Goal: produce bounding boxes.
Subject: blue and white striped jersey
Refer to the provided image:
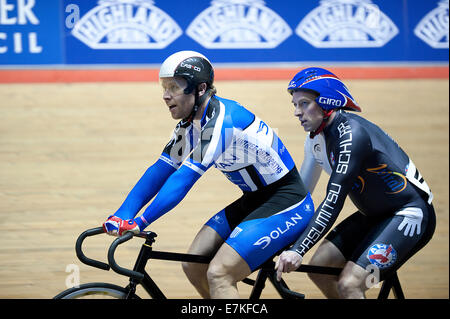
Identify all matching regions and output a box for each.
[160,95,295,192]
[114,95,298,228]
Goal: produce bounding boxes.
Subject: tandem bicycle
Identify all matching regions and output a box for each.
[54,227,405,299]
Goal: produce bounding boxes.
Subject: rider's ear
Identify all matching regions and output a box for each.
[197,83,207,97]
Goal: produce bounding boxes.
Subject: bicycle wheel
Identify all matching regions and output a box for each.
[53,282,141,299]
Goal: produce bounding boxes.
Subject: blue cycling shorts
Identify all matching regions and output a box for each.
[205,168,314,271]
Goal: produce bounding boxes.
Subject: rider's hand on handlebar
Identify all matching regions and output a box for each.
[275,250,303,281]
[102,215,141,236]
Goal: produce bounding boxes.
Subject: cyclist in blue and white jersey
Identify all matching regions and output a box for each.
[275,67,436,298]
[102,51,314,298]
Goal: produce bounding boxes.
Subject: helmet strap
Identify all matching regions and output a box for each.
[309,109,334,138]
[184,86,211,122]
[184,89,199,122]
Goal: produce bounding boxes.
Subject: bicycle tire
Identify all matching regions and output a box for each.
[53,282,141,299]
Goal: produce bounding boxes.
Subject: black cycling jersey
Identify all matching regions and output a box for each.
[291,110,433,257]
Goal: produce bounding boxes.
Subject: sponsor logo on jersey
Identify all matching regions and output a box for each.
[235,136,284,174]
[313,143,321,153]
[257,120,269,134]
[72,0,182,49]
[294,182,340,256]
[352,175,365,193]
[186,0,292,48]
[312,142,326,165]
[367,243,397,269]
[366,164,407,194]
[295,0,398,48]
[330,151,335,167]
[414,0,449,49]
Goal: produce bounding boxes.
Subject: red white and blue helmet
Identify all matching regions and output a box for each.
[287,67,361,112]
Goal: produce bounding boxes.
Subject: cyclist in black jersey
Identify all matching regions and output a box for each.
[275,68,436,298]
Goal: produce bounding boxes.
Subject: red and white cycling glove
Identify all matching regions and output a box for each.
[102,215,140,236]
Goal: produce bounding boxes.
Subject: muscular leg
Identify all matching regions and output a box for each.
[337,261,370,299]
[307,239,347,299]
[207,243,251,299]
[182,225,224,298]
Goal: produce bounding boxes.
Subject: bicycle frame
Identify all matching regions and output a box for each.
[75,227,404,299]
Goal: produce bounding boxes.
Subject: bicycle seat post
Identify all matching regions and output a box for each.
[143,231,157,246]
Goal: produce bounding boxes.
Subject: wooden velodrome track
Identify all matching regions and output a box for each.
[0,77,448,299]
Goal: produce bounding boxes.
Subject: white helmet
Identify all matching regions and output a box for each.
[159,50,214,94]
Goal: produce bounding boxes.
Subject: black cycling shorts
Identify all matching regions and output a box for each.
[326,197,436,279]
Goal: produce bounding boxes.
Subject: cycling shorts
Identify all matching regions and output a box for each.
[326,197,436,279]
[205,168,314,271]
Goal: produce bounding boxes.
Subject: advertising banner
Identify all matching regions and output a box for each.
[0,0,448,66]
[0,0,63,64]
